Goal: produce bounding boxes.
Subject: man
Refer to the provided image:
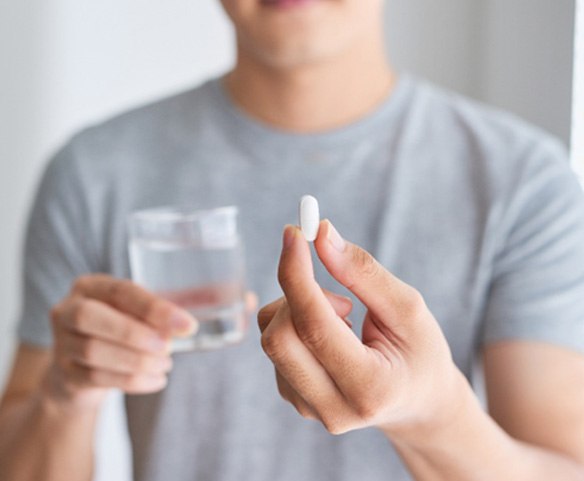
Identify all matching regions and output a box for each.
[1,0,584,479]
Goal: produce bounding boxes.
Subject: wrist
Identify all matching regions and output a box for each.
[39,364,105,417]
[381,368,479,448]
[380,370,533,481]
[385,370,517,461]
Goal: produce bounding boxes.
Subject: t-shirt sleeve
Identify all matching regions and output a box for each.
[481,139,584,353]
[17,139,100,347]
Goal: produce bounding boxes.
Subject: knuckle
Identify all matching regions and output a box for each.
[297,322,327,350]
[352,248,380,280]
[257,303,274,319]
[321,416,348,436]
[256,315,267,332]
[54,348,70,369]
[75,298,92,318]
[72,275,91,295]
[257,306,277,332]
[118,321,136,344]
[256,306,266,321]
[276,381,291,403]
[296,404,315,420]
[86,367,102,385]
[142,297,162,322]
[79,338,98,362]
[54,351,70,370]
[257,305,271,325]
[276,267,288,288]
[404,288,427,318]
[277,264,301,291]
[71,300,92,330]
[353,397,380,422]
[261,330,286,360]
[50,303,63,326]
[109,279,132,304]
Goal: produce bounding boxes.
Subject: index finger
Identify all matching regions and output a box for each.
[314,220,424,335]
[278,226,377,399]
[72,275,197,337]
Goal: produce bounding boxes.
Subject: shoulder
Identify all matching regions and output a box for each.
[409,76,567,161]
[77,78,218,144]
[51,77,221,176]
[404,76,572,197]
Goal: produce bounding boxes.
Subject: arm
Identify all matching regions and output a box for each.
[258,221,584,480]
[0,345,99,481]
[390,342,584,480]
[484,342,584,464]
[0,275,197,481]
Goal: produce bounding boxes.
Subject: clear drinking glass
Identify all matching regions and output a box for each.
[128,206,247,352]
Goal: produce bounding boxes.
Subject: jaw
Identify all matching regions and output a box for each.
[226,0,386,71]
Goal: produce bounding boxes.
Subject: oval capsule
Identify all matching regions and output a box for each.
[299,195,320,242]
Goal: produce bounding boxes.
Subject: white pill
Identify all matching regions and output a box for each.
[299,195,320,242]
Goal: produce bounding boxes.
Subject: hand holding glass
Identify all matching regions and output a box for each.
[128,206,247,352]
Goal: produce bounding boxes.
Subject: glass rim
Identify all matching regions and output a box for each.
[129,205,238,224]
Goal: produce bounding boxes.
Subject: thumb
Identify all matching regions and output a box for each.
[314,220,426,333]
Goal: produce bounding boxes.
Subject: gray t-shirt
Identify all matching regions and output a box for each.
[18,74,584,481]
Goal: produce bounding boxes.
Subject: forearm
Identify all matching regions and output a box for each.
[0,386,99,481]
[387,375,584,481]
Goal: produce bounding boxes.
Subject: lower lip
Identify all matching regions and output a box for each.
[261,0,318,9]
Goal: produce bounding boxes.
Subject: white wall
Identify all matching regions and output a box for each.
[573,0,584,172]
[478,0,575,144]
[387,0,484,100]
[1,0,235,379]
[386,0,576,143]
[0,2,235,480]
[0,2,577,480]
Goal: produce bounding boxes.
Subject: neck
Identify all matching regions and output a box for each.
[225,32,394,133]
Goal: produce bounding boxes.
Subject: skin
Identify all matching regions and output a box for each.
[221,0,394,132]
[259,221,584,479]
[0,276,255,481]
[2,0,584,479]
[0,276,197,481]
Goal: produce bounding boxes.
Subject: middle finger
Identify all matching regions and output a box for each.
[61,297,170,353]
[63,331,172,376]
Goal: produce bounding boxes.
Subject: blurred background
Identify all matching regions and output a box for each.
[0,1,580,479]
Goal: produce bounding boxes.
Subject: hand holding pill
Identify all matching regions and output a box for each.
[258,209,468,441]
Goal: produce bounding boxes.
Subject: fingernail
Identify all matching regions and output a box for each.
[283,225,295,250]
[332,292,352,303]
[170,310,198,335]
[342,317,353,329]
[326,220,346,252]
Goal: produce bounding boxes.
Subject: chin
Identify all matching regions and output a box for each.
[225,0,382,69]
[251,38,345,69]
[240,19,358,69]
